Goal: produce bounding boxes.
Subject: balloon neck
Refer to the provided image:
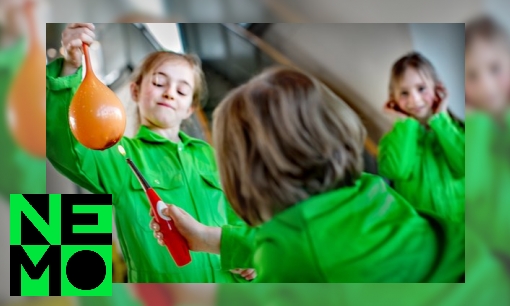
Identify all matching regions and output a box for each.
[23,2,39,48]
[82,43,95,77]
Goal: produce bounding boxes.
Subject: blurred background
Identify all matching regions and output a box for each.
[0,0,509,305]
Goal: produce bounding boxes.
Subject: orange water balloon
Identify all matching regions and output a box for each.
[7,2,46,158]
[69,43,126,150]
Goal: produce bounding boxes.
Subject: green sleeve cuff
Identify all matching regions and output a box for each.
[395,117,421,130]
[220,225,257,270]
[428,112,451,129]
[505,109,510,131]
[46,58,83,91]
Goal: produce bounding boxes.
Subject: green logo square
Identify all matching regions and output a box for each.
[61,245,112,296]
[10,194,113,296]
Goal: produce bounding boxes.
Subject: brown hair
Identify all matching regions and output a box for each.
[212,66,366,226]
[389,52,464,128]
[131,51,207,108]
[465,15,510,51]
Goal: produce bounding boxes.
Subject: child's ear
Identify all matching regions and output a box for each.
[130,82,140,102]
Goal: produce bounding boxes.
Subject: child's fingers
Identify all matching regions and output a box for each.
[62,28,95,45]
[81,27,96,41]
[69,23,95,31]
[383,105,407,119]
[383,107,402,117]
[242,270,257,280]
[157,238,164,246]
[230,268,257,280]
[240,269,254,277]
[77,32,94,45]
[153,231,163,240]
[150,219,160,231]
[67,38,84,49]
[162,204,181,220]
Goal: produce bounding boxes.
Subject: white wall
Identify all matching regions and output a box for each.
[485,0,510,33]
[262,23,465,140]
[265,0,484,23]
[409,24,465,119]
[263,23,415,140]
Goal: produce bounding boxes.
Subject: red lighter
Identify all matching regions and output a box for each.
[118,145,191,267]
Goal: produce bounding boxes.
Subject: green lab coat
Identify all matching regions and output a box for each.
[222,173,465,283]
[217,223,509,304]
[378,113,465,223]
[465,110,510,260]
[46,57,250,283]
[0,36,45,198]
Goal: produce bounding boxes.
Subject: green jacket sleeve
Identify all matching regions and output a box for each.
[377,118,422,181]
[428,112,465,178]
[0,37,46,197]
[46,58,127,199]
[252,219,321,283]
[210,146,257,270]
[220,224,257,269]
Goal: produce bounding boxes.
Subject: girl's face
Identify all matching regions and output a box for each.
[465,39,510,114]
[394,68,436,121]
[132,58,195,129]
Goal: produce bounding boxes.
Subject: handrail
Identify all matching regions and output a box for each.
[222,23,295,67]
[221,23,379,156]
[129,22,378,155]
[132,23,163,50]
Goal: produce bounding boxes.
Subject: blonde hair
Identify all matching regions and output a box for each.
[213,66,366,226]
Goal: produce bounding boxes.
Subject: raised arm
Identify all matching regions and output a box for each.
[46,57,129,197]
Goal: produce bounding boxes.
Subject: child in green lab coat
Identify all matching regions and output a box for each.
[465,17,510,116]
[151,66,465,283]
[46,23,253,283]
[464,16,510,264]
[0,1,45,198]
[377,52,465,223]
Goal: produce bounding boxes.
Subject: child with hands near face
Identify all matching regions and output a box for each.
[465,17,510,116]
[464,16,510,266]
[378,52,465,223]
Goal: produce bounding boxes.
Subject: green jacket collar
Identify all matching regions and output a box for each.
[134,125,201,147]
